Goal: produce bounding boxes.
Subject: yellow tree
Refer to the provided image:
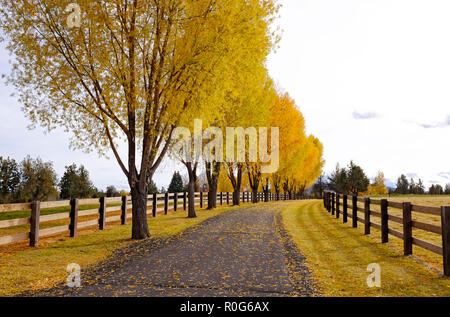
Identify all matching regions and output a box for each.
[269,93,306,197]
[286,136,324,198]
[246,80,277,202]
[366,171,388,196]
[170,0,279,213]
[203,1,279,208]
[0,0,277,239]
[223,69,272,205]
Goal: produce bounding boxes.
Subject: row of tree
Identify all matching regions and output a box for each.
[310,163,450,197]
[0,156,129,203]
[394,174,450,195]
[0,156,58,204]
[0,0,324,239]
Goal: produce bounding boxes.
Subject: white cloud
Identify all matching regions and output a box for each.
[416,115,450,129]
[352,111,380,120]
[267,0,450,186]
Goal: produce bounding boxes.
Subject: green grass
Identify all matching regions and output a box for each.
[0,203,124,221]
[0,204,238,296]
[281,200,450,297]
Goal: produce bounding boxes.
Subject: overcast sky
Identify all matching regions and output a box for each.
[1,0,450,190]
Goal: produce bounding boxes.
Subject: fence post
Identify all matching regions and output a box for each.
[336,194,340,219]
[364,198,370,235]
[200,192,203,208]
[99,197,106,230]
[381,199,389,243]
[164,193,169,215]
[220,192,223,205]
[227,192,230,205]
[352,195,357,228]
[183,192,187,211]
[326,193,330,212]
[441,206,450,277]
[331,193,335,216]
[70,198,79,237]
[174,193,178,211]
[343,195,348,223]
[152,193,157,217]
[30,201,40,247]
[402,202,412,255]
[121,196,127,225]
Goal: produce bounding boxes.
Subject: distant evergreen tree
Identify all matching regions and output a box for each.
[416,179,425,194]
[445,184,450,195]
[168,172,184,193]
[327,161,369,195]
[60,164,94,199]
[409,178,416,194]
[346,161,369,195]
[0,156,20,203]
[106,185,120,197]
[327,164,348,193]
[429,184,436,195]
[147,180,158,194]
[312,174,327,198]
[395,175,409,194]
[429,184,444,195]
[18,156,58,202]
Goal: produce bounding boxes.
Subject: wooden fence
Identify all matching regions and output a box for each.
[323,190,450,277]
[0,191,298,248]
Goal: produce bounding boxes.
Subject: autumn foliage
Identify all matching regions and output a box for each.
[0,0,323,239]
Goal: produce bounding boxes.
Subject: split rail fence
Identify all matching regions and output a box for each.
[323,190,450,277]
[0,191,298,248]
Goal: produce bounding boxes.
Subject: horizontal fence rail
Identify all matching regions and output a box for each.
[0,191,306,248]
[323,190,450,277]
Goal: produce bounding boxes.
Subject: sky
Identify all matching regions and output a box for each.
[0,0,450,190]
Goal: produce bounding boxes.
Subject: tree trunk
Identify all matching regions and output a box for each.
[252,188,258,203]
[188,178,196,218]
[264,190,269,202]
[185,162,197,218]
[227,163,242,206]
[130,185,150,239]
[233,189,240,206]
[206,162,220,210]
[208,181,218,209]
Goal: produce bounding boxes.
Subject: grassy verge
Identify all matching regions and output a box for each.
[363,196,450,271]
[281,200,450,297]
[0,205,236,296]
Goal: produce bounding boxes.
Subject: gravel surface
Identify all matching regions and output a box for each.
[29,205,317,297]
